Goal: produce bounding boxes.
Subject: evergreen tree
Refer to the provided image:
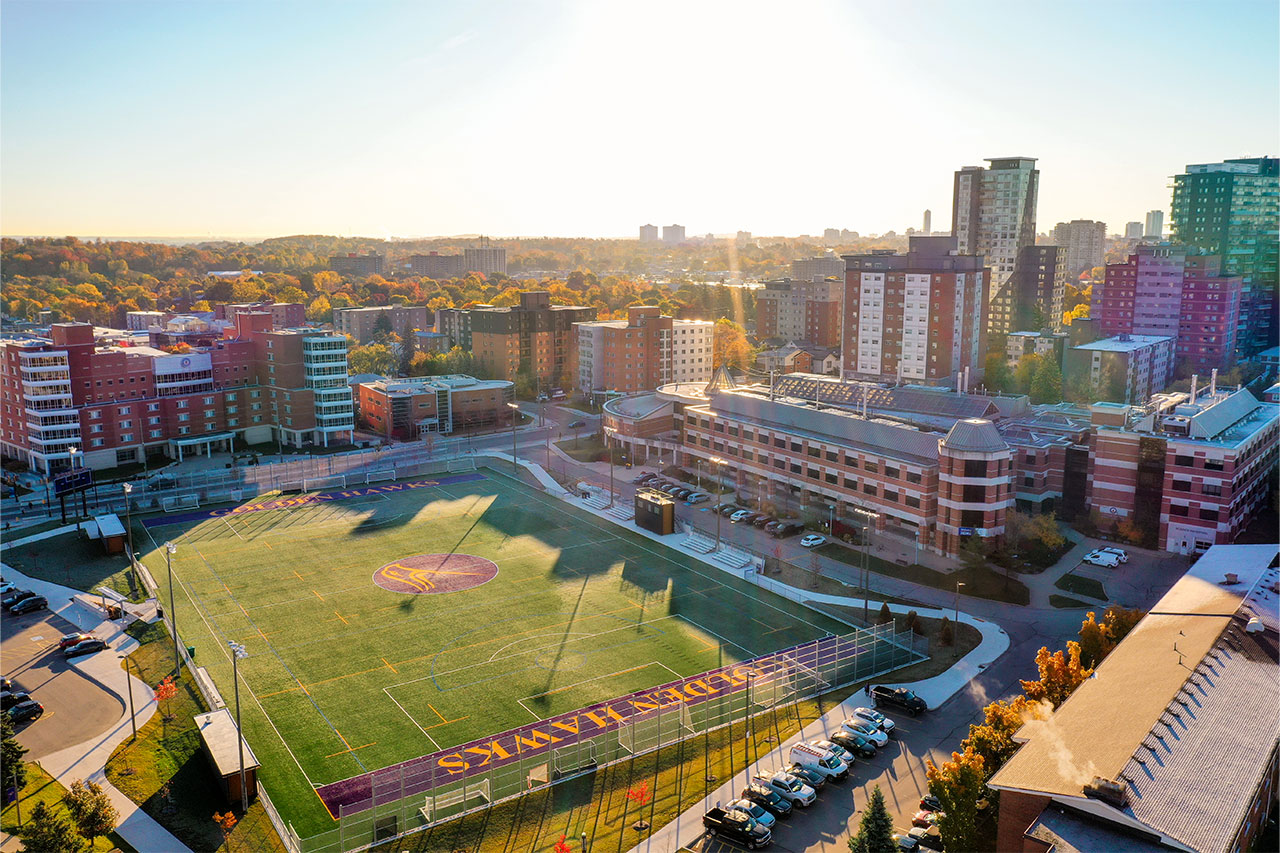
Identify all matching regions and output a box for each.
[398,324,417,377]
[2,716,29,792]
[877,602,893,625]
[372,310,394,342]
[847,784,895,853]
[938,615,954,646]
[1030,355,1064,404]
[17,802,85,853]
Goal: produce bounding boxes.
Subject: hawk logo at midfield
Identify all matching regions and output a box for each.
[372,554,499,595]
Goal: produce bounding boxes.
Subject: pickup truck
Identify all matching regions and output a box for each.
[703,807,772,848]
[871,685,928,716]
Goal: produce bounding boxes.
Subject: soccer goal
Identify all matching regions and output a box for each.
[162,494,200,512]
[447,456,477,473]
[419,778,491,824]
[302,474,346,492]
[365,469,396,484]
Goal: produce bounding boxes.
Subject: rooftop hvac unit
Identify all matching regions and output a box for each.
[1083,776,1128,809]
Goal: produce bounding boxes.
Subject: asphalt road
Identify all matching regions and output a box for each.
[1,606,124,760]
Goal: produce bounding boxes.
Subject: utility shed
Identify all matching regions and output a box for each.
[81,513,126,554]
[194,709,260,805]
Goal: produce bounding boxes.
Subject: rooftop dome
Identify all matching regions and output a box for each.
[941,418,1007,453]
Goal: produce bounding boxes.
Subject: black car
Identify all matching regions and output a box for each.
[703,807,772,849]
[920,795,942,812]
[10,596,47,615]
[2,590,36,609]
[784,762,826,790]
[716,504,741,517]
[6,700,43,724]
[1,691,32,711]
[567,420,586,429]
[632,473,652,484]
[741,783,793,819]
[0,677,12,693]
[64,638,108,658]
[753,515,776,528]
[871,685,929,716]
[830,730,878,759]
[772,522,804,538]
[671,487,693,499]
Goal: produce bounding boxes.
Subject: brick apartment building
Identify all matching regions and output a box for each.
[355,374,514,441]
[1004,244,1066,333]
[573,306,713,397]
[989,544,1279,853]
[407,252,464,279]
[790,255,846,283]
[842,235,988,385]
[755,277,843,347]
[217,301,306,329]
[333,305,432,344]
[0,316,354,473]
[469,291,595,388]
[329,253,384,277]
[1063,333,1176,404]
[1092,244,1242,374]
[1087,378,1278,553]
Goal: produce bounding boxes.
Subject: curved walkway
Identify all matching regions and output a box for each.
[0,564,191,853]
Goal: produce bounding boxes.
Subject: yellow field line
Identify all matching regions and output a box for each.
[382,657,398,674]
[312,589,324,601]
[324,741,376,759]
[333,610,349,625]
[293,570,305,581]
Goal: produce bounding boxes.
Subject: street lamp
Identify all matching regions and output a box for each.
[603,426,617,508]
[122,483,134,568]
[228,640,250,813]
[852,507,879,624]
[506,402,520,473]
[709,456,726,550]
[954,581,966,657]
[165,541,180,678]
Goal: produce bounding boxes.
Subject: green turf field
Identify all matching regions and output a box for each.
[136,467,848,836]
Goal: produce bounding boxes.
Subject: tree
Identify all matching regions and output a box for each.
[1078,607,1145,669]
[926,746,987,853]
[213,810,238,852]
[18,802,86,853]
[347,343,395,377]
[1020,642,1092,709]
[63,779,119,849]
[938,616,954,646]
[1012,354,1041,394]
[398,325,417,377]
[305,294,332,322]
[958,537,987,573]
[877,602,893,625]
[372,311,394,343]
[983,351,1012,393]
[2,715,29,792]
[847,784,895,853]
[712,318,752,371]
[154,676,177,724]
[964,696,1047,776]
[1029,356,1064,404]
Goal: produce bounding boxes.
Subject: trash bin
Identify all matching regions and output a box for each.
[186,644,196,659]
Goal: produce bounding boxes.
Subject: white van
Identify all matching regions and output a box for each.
[788,742,849,781]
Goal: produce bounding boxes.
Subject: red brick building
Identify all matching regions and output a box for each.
[356,375,514,441]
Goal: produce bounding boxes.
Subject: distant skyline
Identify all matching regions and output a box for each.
[2,0,1277,241]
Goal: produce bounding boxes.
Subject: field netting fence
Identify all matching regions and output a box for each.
[302,622,924,853]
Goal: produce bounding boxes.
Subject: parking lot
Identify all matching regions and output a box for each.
[1,602,123,760]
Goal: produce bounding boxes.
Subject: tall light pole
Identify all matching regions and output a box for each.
[603,427,617,508]
[709,456,726,550]
[122,483,134,566]
[954,581,965,657]
[852,507,879,624]
[165,541,179,678]
[954,581,965,625]
[506,402,520,473]
[228,640,250,812]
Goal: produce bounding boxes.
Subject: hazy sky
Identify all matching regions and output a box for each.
[2,0,1276,240]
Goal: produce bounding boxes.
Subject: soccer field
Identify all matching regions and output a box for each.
[138,467,849,837]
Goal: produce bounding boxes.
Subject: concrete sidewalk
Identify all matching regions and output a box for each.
[0,565,191,853]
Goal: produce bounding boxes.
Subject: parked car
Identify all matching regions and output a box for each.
[726,798,777,830]
[912,810,942,829]
[800,534,827,548]
[850,706,896,734]
[752,771,816,807]
[783,762,827,790]
[2,590,36,610]
[788,743,848,781]
[920,795,942,812]
[807,738,854,765]
[58,633,94,650]
[764,521,783,534]
[1097,546,1129,563]
[717,504,742,517]
[6,699,43,724]
[752,515,776,528]
[908,826,944,850]
[10,596,47,615]
[686,492,711,504]
[702,806,772,849]
[730,509,755,523]
[871,685,929,715]
[839,716,889,747]
[1,691,32,711]
[672,487,693,499]
[772,522,804,539]
[64,638,108,658]
[0,581,15,595]
[740,783,793,819]
[632,473,653,484]
[829,730,877,758]
[893,831,921,851]
[1081,550,1121,568]
[0,677,11,693]
[567,420,586,429]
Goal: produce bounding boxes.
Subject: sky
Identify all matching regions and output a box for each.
[2,0,1277,241]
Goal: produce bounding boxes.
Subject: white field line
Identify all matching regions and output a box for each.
[382,688,442,751]
[222,515,246,541]
[675,613,757,658]
[514,660,682,722]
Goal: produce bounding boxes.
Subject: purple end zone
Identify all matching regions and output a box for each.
[143,472,486,527]
[315,635,840,818]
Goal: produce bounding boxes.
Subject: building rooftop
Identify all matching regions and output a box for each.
[359,374,512,396]
[194,709,261,777]
[941,418,1007,453]
[989,544,1280,853]
[1072,334,1174,353]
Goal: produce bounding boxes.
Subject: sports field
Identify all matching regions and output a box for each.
[137,467,848,837]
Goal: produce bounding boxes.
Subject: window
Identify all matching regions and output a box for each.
[1172,480,1192,492]
[1200,508,1219,522]
[1170,504,1189,517]
[1201,483,1222,497]
[149,429,163,438]
[90,438,104,447]
[176,400,188,409]
[862,483,876,496]
[204,409,215,418]
[864,461,879,475]
[118,406,131,415]
[825,451,838,463]
[1204,458,1224,471]
[825,472,838,484]
[884,466,899,479]
[905,495,920,509]
[906,471,922,484]
[89,410,101,420]
[964,459,987,477]
[90,424,103,434]
[147,403,159,412]
[790,463,802,475]
[120,433,133,442]
[1174,454,1194,467]
[178,413,190,422]
[1023,476,1035,487]
[963,484,986,502]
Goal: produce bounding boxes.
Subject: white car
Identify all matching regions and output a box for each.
[752,771,816,806]
[840,716,889,747]
[800,534,826,548]
[686,492,711,504]
[1098,546,1129,563]
[730,510,755,523]
[1082,550,1121,568]
[0,582,15,595]
[851,706,895,734]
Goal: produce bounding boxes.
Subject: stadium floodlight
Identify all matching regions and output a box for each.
[708,456,726,550]
[506,402,520,472]
[164,541,179,678]
[228,640,250,812]
[603,426,618,507]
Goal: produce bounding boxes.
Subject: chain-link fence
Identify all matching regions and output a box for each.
[300,623,923,853]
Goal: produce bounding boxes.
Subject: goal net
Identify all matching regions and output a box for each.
[302,474,346,492]
[162,494,199,512]
[447,457,477,472]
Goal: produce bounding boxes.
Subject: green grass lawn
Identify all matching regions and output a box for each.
[814,542,1030,605]
[554,434,607,463]
[0,763,135,852]
[134,468,849,839]
[2,529,144,602]
[1054,573,1107,601]
[1049,594,1093,609]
